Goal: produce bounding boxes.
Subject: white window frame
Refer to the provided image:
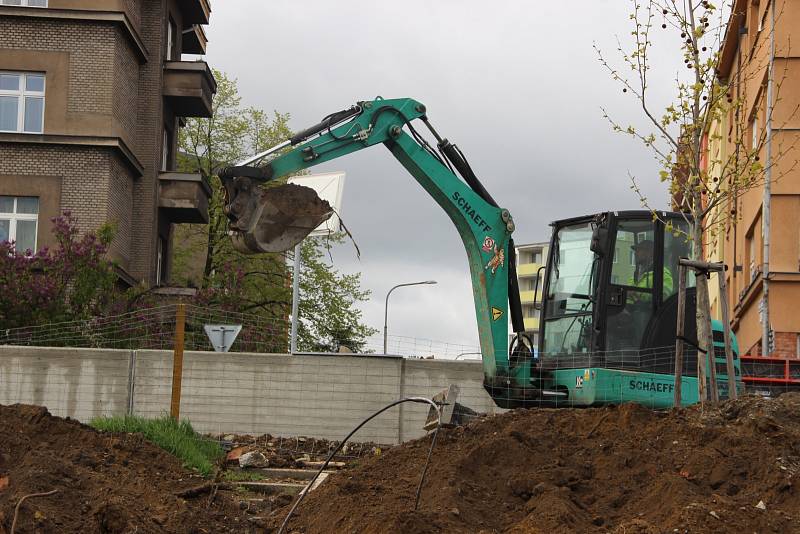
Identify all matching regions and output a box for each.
[0,71,46,134]
[0,196,39,252]
[156,237,164,285]
[0,0,48,7]
[162,128,171,171]
[166,16,176,60]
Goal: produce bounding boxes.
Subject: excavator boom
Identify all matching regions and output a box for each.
[220,97,535,404]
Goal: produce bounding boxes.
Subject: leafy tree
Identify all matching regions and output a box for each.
[597,0,796,400]
[174,69,293,317]
[296,237,377,353]
[175,70,376,350]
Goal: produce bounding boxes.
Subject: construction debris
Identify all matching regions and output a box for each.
[238,451,268,469]
[211,432,389,469]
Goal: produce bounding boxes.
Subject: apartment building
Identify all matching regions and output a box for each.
[0,0,215,286]
[709,0,800,356]
[514,241,549,348]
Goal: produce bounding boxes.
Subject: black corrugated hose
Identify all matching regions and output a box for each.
[277,397,443,534]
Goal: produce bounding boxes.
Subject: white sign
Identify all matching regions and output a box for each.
[203,324,242,353]
[288,172,346,236]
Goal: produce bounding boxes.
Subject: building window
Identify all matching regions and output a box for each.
[0,72,45,134]
[156,237,164,285]
[162,128,173,171]
[0,196,39,253]
[166,16,178,60]
[0,0,48,6]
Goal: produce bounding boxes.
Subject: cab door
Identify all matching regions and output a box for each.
[604,218,659,354]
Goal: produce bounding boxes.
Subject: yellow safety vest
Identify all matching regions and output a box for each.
[627,268,674,301]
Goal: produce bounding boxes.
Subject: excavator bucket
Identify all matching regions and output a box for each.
[223,176,334,254]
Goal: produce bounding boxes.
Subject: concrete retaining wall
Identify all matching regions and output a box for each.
[0,346,131,421]
[0,346,500,444]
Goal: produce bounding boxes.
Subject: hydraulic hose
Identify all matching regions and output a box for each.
[277,397,443,534]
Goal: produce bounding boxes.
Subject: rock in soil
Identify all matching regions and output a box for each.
[0,404,258,533]
[271,394,800,533]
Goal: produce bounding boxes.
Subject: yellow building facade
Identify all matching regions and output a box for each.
[514,242,549,347]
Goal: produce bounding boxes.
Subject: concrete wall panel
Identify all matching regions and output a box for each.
[0,346,130,421]
[1,347,502,445]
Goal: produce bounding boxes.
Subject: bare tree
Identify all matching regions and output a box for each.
[596,0,797,401]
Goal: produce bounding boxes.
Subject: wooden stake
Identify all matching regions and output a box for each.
[718,271,737,400]
[170,304,186,420]
[674,264,687,408]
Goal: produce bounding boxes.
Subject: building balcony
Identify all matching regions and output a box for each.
[182,24,208,55]
[520,290,541,304]
[178,0,211,25]
[158,172,212,224]
[163,61,217,118]
[517,262,543,277]
[523,317,539,331]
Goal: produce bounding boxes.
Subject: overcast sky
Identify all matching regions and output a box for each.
[203,0,684,352]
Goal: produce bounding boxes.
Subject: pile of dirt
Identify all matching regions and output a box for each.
[275,394,800,533]
[0,405,258,533]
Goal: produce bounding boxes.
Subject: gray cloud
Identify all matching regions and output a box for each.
[204,0,683,350]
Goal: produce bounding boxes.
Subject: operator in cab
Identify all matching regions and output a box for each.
[628,239,673,302]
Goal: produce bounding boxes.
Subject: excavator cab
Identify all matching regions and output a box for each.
[540,211,693,358]
[533,211,742,407]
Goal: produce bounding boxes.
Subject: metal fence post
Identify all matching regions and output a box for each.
[126,349,137,416]
[719,270,737,400]
[674,263,687,408]
[170,304,186,420]
[707,300,720,404]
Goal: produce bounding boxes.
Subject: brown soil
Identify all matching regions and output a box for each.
[231,183,333,254]
[0,405,259,534]
[274,394,800,533]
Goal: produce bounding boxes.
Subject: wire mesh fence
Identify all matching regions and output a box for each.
[2,303,796,425]
[0,303,482,359]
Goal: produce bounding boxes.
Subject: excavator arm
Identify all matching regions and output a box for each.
[220,97,537,405]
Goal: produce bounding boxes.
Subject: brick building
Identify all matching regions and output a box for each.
[0,0,215,286]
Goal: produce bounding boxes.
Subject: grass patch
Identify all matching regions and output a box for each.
[222,470,266,482]
[90,415,222,477]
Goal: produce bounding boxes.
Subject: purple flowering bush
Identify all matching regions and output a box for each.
[0,213,117,330]
[0,213,288,351]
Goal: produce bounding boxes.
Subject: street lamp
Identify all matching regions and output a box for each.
[383,280,437,354]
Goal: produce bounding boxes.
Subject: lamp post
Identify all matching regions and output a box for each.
[383,280,437,354]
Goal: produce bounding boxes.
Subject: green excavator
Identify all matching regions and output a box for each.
[219,97,742,410]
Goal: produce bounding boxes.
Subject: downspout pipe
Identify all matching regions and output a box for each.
[762,0,776,356]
